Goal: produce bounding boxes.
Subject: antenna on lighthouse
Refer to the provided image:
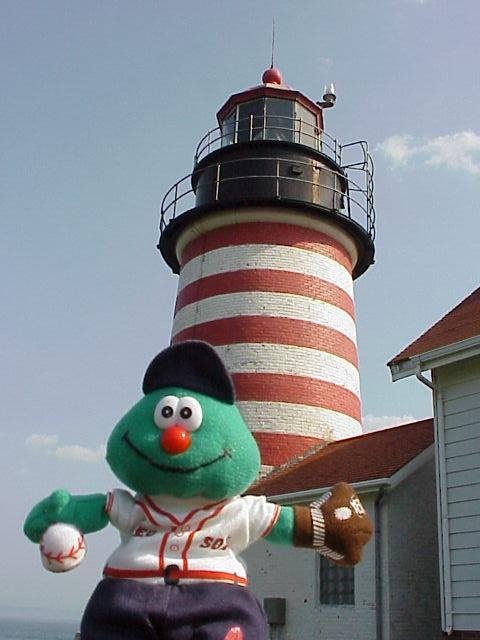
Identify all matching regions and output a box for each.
[270,18,276,69]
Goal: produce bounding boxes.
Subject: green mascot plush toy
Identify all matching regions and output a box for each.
[24,341,372,640]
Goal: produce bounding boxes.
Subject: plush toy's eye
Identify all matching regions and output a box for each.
[176,397,202,431]
[154,395,179,429]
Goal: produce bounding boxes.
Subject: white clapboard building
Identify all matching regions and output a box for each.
[389,286,480,638]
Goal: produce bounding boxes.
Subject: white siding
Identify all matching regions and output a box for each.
[435,355,480,632]
[244,497,376,640]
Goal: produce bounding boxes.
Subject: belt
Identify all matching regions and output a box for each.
[104,564,248,586]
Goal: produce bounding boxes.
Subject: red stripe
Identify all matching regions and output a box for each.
[180,222,353,273]
[143,496,227,526]
[105,492,114,515]
[135,500,161,527]
[103,566,248,586]
[180,499,226,525]
[158,533,169,572]
[143,496,181,526]
[172,317,358,368]
[261,504,281,538]
[253,432,325,466]
[232,373,361,420]
[175,270,354,319]
[182,502,228,571]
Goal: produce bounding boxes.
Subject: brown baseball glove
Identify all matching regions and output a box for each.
[293,482,373,566]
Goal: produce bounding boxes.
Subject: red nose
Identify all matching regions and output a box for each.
[161,425,191,454]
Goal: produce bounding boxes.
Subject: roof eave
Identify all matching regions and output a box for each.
[266,477,391,504]
[389,334,480,382]
[262,443,435,503]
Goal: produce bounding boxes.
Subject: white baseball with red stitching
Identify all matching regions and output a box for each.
[40,523,86,573]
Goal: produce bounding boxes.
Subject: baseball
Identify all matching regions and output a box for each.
[40,523,86,573]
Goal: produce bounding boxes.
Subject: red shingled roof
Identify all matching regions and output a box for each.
[250,418,434,497]
[389,286,480,366]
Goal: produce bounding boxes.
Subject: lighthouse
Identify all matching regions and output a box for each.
[158,68,375,469]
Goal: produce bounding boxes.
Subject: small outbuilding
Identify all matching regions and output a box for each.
[246,418,441,640]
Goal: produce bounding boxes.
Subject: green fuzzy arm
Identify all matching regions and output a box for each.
[24,490,109,543]
[264,505,295,545]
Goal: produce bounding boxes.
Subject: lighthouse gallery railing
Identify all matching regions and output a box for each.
[194,115,342,166]
[159,121,375,242]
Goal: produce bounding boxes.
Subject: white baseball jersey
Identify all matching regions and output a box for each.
[103,490,280,586]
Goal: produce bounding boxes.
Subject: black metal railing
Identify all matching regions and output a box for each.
[159,149,375,242]
[194,115,341,166]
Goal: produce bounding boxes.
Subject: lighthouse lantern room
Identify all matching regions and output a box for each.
[158,68,376,469]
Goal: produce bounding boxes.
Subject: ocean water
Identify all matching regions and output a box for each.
[0,618,79,640]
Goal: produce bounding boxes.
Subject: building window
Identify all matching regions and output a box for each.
[319,555,355,605]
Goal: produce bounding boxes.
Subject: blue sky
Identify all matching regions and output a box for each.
[2,0,480,615]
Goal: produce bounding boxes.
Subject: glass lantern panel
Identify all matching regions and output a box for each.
[295,104,318,148]
[237,99,265,143]
[265,98,294,142]
[221,110,235,147]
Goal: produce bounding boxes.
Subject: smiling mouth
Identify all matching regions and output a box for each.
[121,431,231,474]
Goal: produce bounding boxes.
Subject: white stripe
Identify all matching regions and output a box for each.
[172,292,357,343]
[311,508,326,547]
[175,208,359,269]
[178,244,354,298]
[237,401,362,441]
[216,343,360,397]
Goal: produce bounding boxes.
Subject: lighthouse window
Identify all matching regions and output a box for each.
[221,111,235,146]
[295,104,318,148]
[265,98,294,142]
[221,97,308,146]
[237,99,264,143]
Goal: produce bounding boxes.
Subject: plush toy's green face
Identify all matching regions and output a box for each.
[106,386,260,499]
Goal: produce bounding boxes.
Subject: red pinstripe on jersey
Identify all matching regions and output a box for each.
[158,533,169,573]
[140,495,226,527]
[179,222,353,273]
[172,317,359,368]
[134,500,159,527]
[174,270,355,319]
[130,497,231,573]
[105,492,114,515]
[260,504,281,538]
[134,497,229,572]
[182,502,228,571]
[142,497,181,526]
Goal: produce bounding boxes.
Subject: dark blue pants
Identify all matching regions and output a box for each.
[80,578,268,639]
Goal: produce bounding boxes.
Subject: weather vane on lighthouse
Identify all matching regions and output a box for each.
[158,65,376,470]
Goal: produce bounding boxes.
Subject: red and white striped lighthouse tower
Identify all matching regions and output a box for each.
[158,68,375,468]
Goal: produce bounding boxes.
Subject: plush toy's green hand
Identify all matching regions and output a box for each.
[24,490,73,542]
[24,490,109,543]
